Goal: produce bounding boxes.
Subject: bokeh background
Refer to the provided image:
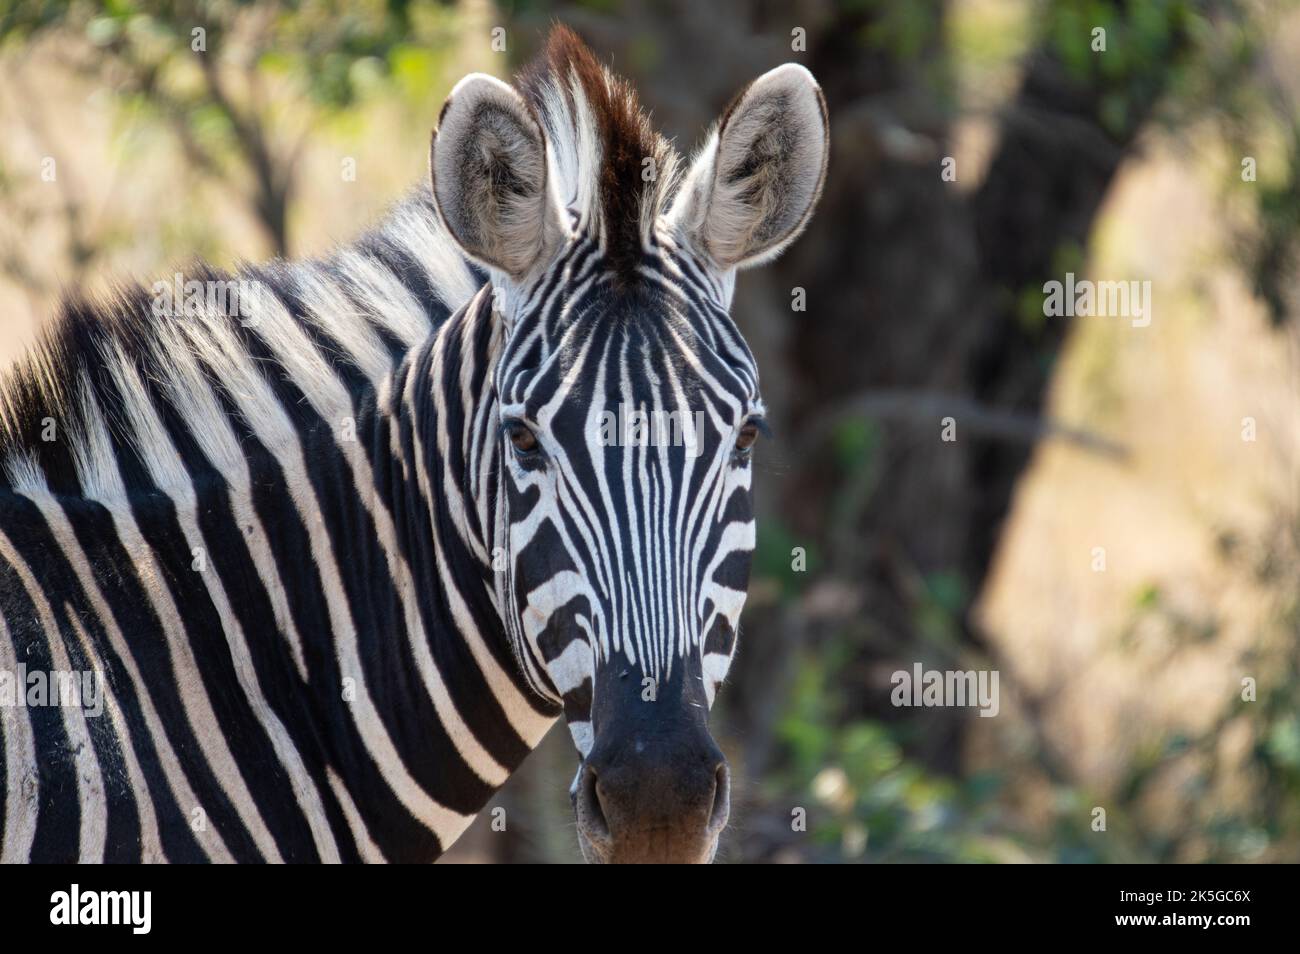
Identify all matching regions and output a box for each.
[2,0,1298,862]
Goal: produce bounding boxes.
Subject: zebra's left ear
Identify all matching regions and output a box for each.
[669,63,829,270]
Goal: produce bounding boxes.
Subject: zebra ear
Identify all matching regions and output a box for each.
[670,64,829,270]
[431,73,566,281]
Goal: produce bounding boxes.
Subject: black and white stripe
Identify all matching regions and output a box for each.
[0,26,828,863]
[0,193,559,862]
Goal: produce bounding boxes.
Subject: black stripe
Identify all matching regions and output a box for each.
[412,321,556,740]
[233,308,496,819]
[237,411,444,862]
[56,496,211,863]
[355,235,449,331]
[0,520,80,862]
[208,387,365,863]
[2,498,146,862]
[40,557,144,862]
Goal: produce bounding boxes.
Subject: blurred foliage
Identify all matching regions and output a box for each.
[765,513,1300,862]
[1,0,458,105]
[0,0,467,254]
[732,0,1300,863]
[1046,0,1195,135]
[774,641,1014,863]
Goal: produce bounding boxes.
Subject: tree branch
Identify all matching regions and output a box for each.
[806,388,1131,461]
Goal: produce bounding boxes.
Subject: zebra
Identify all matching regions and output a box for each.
[0,26,828,864]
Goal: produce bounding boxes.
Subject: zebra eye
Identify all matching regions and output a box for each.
[505,421,539,455]
[735,421,761,453]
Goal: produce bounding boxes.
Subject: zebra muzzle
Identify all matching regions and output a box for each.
[574,736,730,864]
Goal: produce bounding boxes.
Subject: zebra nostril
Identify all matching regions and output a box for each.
[708,763,731,834]
[581,765,610,841]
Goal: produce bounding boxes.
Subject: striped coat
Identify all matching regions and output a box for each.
[0,26,828,863]
[0,194,557,861]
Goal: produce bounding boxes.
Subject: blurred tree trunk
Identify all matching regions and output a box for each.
[771,0,1190,777]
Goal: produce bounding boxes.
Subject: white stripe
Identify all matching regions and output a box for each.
[17,485,232,862]
[63,613,167,862]
[0,613,38,862]
[0,529,107,863]
[325,767,386,863]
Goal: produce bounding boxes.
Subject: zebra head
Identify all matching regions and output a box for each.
[430,29,828,863]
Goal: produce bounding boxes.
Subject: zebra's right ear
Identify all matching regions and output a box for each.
[431,74,566,281]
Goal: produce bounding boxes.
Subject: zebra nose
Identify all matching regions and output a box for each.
[575,743,730,863]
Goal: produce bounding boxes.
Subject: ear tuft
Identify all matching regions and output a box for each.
[672,63,829,270]
[431,73,565,280]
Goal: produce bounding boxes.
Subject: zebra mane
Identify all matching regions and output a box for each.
[517,26,681,279]
[0,27,682,502]
[0,190,480,501]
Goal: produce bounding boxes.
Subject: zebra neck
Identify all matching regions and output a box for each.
[349,288,559,854]
[0,201,559,861]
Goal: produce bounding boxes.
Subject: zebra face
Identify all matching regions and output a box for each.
[494,271,760,862]
[431,28,827,862]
